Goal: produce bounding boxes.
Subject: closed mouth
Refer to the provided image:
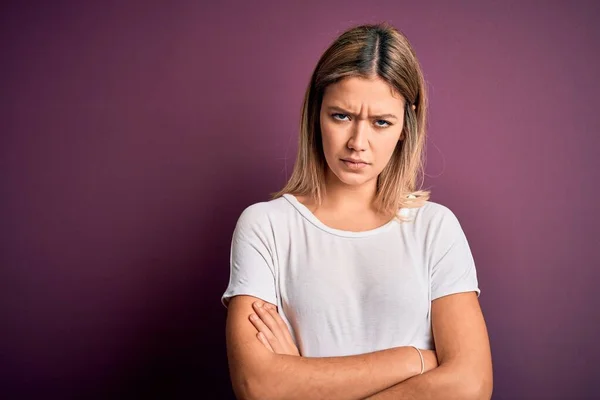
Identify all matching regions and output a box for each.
[341,158,369,164]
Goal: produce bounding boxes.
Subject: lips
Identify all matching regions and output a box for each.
[341,158,369,170]
[341,158,368,164]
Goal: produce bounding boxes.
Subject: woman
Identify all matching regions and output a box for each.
[221,22,493,400]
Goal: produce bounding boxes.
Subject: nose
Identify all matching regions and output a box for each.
[347,120,368,152]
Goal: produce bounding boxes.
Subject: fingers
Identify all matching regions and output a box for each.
[252,302,283,337]
[249,301,301,356]
[257,332,274,352]
[249,312,280,351]
[249,302,285,352]
[248,312,273,337]
[263,303,296,346]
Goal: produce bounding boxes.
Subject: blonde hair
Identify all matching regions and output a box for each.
[272,22,431,219]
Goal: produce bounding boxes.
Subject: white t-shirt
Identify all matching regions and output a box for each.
[221,193,480,357]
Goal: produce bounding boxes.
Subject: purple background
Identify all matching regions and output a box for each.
[2,1,599,398]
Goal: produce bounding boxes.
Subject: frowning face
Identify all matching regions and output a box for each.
[319,75,406,190]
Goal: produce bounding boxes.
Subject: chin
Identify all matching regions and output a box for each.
[332,168,374,187]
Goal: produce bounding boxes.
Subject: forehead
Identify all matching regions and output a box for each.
[322,76,405,109]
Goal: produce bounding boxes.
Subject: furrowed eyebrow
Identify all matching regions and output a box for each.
[327,106,398,120]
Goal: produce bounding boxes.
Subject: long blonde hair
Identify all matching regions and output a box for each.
[272,22,431,219]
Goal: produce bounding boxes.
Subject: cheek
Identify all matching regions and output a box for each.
[320,121,343,153]
[373,135,401,163]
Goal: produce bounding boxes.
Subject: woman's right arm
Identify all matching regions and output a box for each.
[226,295,437,400]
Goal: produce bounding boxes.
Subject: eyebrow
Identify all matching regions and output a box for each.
[326,106,399,120]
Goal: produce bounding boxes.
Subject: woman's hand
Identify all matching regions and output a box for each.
[249,301,300,356]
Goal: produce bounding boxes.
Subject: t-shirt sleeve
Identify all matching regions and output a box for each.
[429,206,480,301]
[221,204,278,308]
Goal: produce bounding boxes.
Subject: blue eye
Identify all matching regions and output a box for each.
[375,120,391,128]
[331,113,392,128]
[332,113,349,121]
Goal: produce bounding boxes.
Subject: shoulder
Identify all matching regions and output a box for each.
[408,200,461,227]
[235,196,291,233]
[404,200,467,245]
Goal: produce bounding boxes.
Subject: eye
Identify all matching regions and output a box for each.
[332,113,350,121]
[375,120,392,128]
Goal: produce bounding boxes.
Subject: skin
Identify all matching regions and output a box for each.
[254,74,411,356]
[299,75,407,231]
[226,76,493,399]
[227,295,438,400]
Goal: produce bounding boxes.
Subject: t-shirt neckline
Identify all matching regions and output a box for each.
[282,193,397,238]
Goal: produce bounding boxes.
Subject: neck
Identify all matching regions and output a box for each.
[321,169,378,212]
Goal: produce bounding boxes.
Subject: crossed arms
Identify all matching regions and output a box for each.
[225,292,493,400]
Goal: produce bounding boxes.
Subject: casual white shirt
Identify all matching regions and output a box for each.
[221,194,480,357]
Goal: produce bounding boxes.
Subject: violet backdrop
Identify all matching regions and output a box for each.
[2,1,599,398]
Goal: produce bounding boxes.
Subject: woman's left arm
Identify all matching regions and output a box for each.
[366,291,493,400]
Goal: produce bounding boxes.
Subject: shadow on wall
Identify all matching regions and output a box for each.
[95,138,279,399]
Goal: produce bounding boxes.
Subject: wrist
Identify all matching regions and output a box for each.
[393,346,422,378]
[408,346,425,375]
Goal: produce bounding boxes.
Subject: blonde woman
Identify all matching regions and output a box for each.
[222,22,493,400]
